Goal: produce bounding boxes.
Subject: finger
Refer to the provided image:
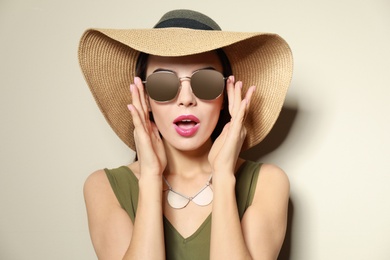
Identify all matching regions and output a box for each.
[130,83,147,126]
[223,99,248,152]
[150,121,161,140]
[244,86,256,107]
[243,86,256,122]
[229,85,254,137]
[236,86,255,124]
[216,121,230,142]
[134,77,149,118]
[232,80,243,118]
[127,104,143,129]
[127,104,153,154]
[226,75,235,116]
[232,99,248,128]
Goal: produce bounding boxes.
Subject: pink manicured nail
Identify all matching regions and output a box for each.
[134,77,141,85]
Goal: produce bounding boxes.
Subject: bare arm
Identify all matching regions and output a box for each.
[210,170,251,259]
[84,170,133,259]
[210,163,289,260]
[84,78,167,259]
[242,164,290,259]
[208,77,252,259]
[124,176,165,259]
[209,77,289,259]
[84,167,165,260]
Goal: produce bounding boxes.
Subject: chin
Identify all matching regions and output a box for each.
[165,136,212,152]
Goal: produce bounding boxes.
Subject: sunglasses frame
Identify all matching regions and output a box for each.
[142,69,227,103]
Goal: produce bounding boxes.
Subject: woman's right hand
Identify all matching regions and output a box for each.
[127,77,167,177]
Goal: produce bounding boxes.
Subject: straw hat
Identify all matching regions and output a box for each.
[78,9,293,151]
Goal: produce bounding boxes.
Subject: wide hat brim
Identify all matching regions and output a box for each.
[78,27,293,151]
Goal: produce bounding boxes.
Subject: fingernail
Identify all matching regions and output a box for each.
[134,77,141,84]
[127,104,133,111]
[130,84,134,93]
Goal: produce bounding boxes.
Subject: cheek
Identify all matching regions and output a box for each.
[215,95,224,112]
[149,103,164,122]
[148,103,172,133]
[203,100,224,126]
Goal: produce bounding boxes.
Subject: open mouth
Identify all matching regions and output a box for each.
[173,115,200,137]
[175,119,198,129]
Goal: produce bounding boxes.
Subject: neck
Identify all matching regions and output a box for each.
[163,138,213,179]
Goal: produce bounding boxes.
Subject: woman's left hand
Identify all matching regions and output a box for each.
[208,76,255,174]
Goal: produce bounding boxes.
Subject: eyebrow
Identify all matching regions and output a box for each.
[152,66,218,74]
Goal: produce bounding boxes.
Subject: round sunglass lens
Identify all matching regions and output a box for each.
[191,70,225,100]
[146,72,180,102]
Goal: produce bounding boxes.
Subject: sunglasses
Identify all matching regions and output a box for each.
[142,69,226,102]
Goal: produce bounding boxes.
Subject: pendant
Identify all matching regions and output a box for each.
[164,175,213,209]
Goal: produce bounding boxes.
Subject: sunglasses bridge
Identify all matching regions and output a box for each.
[170,76,192,85]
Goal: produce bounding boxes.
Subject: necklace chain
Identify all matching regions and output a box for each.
[163,175,213,209]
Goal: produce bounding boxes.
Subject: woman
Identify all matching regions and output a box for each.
[79,9,293,260]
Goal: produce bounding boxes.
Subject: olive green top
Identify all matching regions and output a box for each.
[105,160,262,260]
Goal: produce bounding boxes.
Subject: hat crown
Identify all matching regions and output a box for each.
[154,9,222,31]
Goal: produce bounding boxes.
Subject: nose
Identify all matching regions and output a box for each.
[176,78,196,106]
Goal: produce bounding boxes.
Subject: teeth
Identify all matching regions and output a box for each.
[182,120,191,122]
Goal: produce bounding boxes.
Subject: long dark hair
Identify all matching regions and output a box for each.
[135,49,232,142]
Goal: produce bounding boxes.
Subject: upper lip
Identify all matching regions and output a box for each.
[173,115,200,124]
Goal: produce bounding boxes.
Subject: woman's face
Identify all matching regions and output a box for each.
[145,52,224,152]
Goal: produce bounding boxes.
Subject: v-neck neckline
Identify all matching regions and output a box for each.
[122,166,213,241]
[163,213,212,241]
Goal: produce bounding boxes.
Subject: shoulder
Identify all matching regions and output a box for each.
[237,160,289,193]
[83,162,139,204]
[83,169,119,209]
[257,163,290,194]
[252,163,290,209]
[250,163,290,224]
[84,161,139,192]
[84,169,110,197]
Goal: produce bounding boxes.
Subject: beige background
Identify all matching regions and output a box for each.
[1,0,389,259]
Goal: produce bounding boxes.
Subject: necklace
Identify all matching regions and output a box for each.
[163,175,213,209]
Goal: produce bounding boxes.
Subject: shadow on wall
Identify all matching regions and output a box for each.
[240,106,298,161]
[278,199,294,260]
[241,106,298,260]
